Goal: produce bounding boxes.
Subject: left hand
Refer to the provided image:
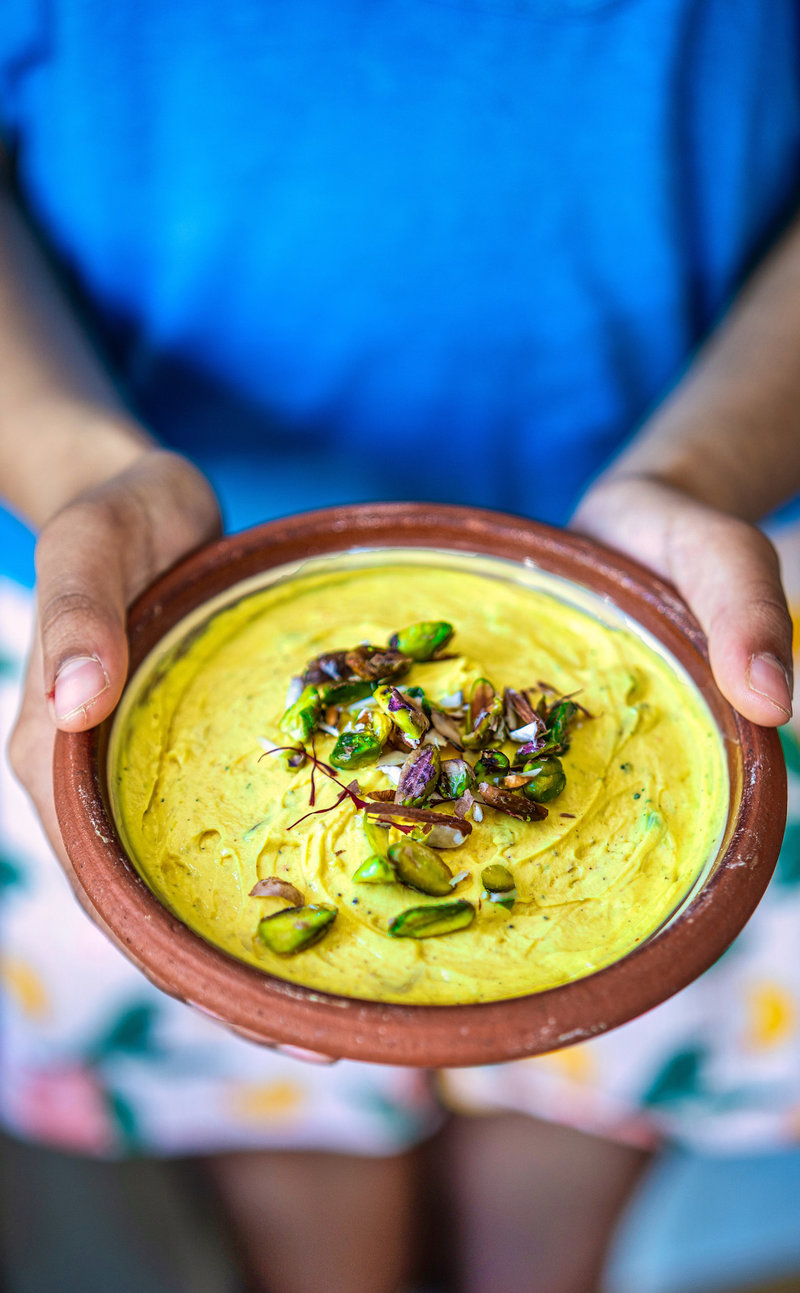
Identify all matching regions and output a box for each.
[572,475,793,726]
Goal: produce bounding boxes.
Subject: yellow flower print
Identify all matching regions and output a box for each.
[527,1045,596,1083]
[744,981,796,1050]
[228,1080,305,1121]
[1,956,50,1020]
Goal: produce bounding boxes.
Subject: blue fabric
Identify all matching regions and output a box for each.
[1,0,800,571]
[606,1145,800,1292]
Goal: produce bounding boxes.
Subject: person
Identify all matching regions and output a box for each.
[3,3,800,1290]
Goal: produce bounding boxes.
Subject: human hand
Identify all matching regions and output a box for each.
[572,475,793,726]
[9,447,221,859]
[8,449,338,1063]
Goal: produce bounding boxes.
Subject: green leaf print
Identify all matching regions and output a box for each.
[642,1046,706,1106]
[0,647,16,679]
[775,729,800,886]
[105,1087,143,1152]
[0,852,26,890]
[90,1003,161,1063]
[779,726,800,777]
[773,820,800,887]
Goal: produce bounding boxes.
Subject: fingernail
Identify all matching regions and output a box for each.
[53,655,110,722]
[276,1045,336,1065]
[747,653,793,719]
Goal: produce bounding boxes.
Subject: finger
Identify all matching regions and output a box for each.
[35,498,130,731]
[8,630,71,861]
[665,512,793,726]
[573,478,794,726]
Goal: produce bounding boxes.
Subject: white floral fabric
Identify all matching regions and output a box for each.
[3,575,800,1158]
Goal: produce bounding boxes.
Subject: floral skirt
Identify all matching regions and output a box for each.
[3,575,800,1158]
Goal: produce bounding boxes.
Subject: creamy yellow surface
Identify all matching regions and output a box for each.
[111,562,728,1005]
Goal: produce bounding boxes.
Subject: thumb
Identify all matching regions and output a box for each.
[666,510,793,726]
[574,479,793,727]
[36,498,129,731]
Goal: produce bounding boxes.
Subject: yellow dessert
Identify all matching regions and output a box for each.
[110,558,728,1005]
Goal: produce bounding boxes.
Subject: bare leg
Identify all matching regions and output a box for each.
[444,1113,651,1293]
[203,1147,417,1293]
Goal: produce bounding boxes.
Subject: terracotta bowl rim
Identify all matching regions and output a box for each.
[52,502,786,1067]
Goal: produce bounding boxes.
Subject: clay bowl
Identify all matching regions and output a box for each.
[53,503,786,1067]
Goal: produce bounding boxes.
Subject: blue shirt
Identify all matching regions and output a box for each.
[2,0,800,585]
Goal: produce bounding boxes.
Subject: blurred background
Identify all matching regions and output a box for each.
[4,1125,800,1292]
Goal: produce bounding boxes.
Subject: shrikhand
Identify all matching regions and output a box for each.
[110,558,729,1005]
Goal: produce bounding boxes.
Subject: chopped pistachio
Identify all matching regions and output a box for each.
[362,813,390,857]
[473,749,511,784]
[481,863,515,893]
[279,685,323,741]
[353,855,397,884]
[345,645,412,682]
[388,838,454,896]
[396,744,441,807]
[522,756,567,803]
[388,621,454,662]
[389,900,475,939]
[373,685,429,744]
[257,904,337,955]
[545,700,578,750]
[302,650,351,686]
[319,680,374,707]
[330,729,384,769]
[463,677,504,749]
[438,758,476,800]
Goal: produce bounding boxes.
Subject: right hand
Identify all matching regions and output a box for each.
[9,447,221,860]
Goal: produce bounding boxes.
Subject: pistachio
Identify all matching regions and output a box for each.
[353,855,397,884]
[345,645,413,683]
[388,621,454,662]
[481,863,515,893]
[329,708,392,768]
[330,729,384,769]
[463,677,504,749]
[545,700,578,750]
[389,900,475,939]
[303,651,352,687]
[257,904,337,955]
[438,759,476,800]
[489,894,516,911]
[388,838,454,896]
[280,685,323,741]
[362,814,390,857]
[373,685,429,744]
[279,746,308,772]
[395,744,441,807]
[522,756,567,803]
[478,782,548,821]
[473,749,511,784]
[319,680,374,707]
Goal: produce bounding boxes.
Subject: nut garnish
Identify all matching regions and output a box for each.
[257,904,337,955]
[265,619,589,945]
[389,900,475,939]
[249,877,304,905]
